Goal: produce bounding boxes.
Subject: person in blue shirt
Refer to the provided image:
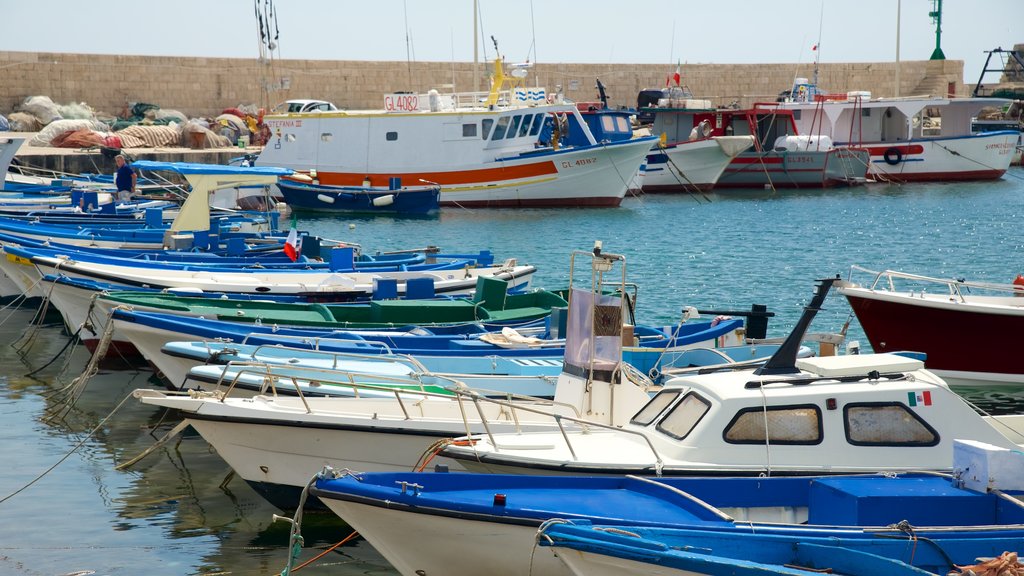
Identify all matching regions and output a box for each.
[114,154,137,201]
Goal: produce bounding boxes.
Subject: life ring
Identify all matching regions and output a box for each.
[883,147,903,165]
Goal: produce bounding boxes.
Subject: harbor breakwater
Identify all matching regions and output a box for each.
[1,50,963,117]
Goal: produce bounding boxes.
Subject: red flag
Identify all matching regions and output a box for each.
[812,44,818,51]
[283,214,301,261]
[672,62,681,86]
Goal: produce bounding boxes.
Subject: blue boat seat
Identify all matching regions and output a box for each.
[372,278,398,300]
[405,277,435,300]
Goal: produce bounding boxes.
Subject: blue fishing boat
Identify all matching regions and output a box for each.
[310,461,1024,576]
[276,177,440,214]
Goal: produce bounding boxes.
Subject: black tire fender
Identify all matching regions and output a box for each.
[883,147,903,165]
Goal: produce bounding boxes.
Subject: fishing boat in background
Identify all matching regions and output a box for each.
[772,82,1018,182]
[635,86,756,192]
[635,87,866,189]
[257,51,656,208]
[276,177,440,214]
[838,265,1024,386]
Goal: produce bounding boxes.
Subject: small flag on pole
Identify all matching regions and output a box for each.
[812,44,818,51]
[283,214,301,261]
[672,62,682,86]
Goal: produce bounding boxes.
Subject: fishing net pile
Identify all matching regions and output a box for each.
[4,95,270,149]
[951,551,1024,575]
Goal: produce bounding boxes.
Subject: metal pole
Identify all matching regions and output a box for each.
[473,0,480,94]
[895,0,901,97]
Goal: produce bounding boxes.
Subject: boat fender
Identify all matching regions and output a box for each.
[317,194,336,204]
[688,120,712,141]
[372,194,395,207]
[1013,274,1024,297]
[883,147,903,165]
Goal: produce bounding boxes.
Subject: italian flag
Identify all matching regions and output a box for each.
[283,214,301,261]
[907,391,932,407]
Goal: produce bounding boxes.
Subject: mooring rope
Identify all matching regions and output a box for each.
[0,391,134,506]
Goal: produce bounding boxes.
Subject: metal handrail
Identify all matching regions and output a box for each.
[847,264,1021,302]
[196,361,582,426]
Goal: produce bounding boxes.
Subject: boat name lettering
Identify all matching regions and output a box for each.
[384,94,421,112]
[561,157,598,168]
[266,119,303,128]
[986,142,1014,152]
[786,156,814,163]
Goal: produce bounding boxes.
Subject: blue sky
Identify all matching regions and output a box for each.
[2,0,1020,85]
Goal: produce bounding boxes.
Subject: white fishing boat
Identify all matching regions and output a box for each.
[257,53,656,208]
[439,278,1024,476]
[772,83,1018,182]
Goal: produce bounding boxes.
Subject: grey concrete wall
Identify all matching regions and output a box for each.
[1,51,964,119]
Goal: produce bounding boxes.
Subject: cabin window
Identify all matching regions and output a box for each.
[601,116,616,132]
[462,123,477,137]
[491,116,510,140]
[506,115,523,139]
[862,109,872,117]
[844,402,939,446]
[792,110,802,120]
[723,404,822,445]
[655,392,711,440]
[386,131,398,141]
[616,117,630,132]
[529,113,544,136]
[518,115,533,137]
[630,390,681,426]
[481,119,494,139]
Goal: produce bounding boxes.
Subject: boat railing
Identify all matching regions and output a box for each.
[201,360,584,432]
[238,332,395,353]
[847,264,1021,301]
[468,397,664,468]
[240,343,431,373]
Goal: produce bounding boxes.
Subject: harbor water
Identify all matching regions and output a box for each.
[1,169,1023,575]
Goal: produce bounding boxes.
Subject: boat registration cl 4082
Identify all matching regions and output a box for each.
[561,157,598,168]
[384,94,421,112]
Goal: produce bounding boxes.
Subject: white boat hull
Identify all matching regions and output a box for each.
[555,548,701,576]
[318,496,566,576]
[437,139,654,207]
[860,132,1017,182]
[641,136,755,192]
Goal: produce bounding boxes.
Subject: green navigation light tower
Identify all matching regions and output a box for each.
[929,0,946,60]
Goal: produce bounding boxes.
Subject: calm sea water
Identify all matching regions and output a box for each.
[1,168,1023,575]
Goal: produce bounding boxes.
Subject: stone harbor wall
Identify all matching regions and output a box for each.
[1,50,964,119]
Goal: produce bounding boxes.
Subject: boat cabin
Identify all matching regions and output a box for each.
[560,103,635,147]
[771,95,1015,145]
[444,351,1024,475]
[620,353,1024,472]
[644,104,802,152]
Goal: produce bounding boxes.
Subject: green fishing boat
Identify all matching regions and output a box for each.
[96,276,566,330]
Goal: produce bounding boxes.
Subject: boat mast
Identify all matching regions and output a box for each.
[895,0,901,97]
[473,0,480,94]
[812,1,823,88]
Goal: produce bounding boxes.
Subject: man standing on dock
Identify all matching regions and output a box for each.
[114,154,137,202]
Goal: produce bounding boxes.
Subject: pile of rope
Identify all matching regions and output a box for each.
[951,551,1024,575]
